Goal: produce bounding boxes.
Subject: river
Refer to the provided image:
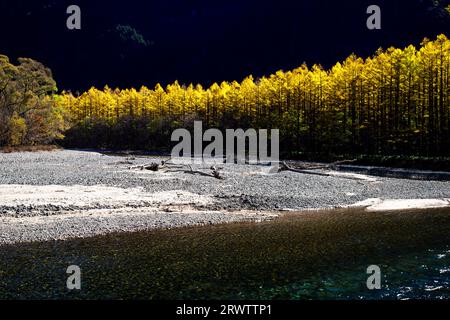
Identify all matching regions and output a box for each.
[1,207,449,299]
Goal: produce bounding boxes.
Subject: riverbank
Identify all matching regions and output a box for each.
[0,150,449,244]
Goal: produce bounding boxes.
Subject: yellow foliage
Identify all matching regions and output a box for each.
[57,35,450,154]
[8,113,27,146]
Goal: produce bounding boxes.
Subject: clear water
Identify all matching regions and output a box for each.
[251,247,450,300]
[1,208,450,300]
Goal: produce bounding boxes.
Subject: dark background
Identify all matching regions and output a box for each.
[1,0,449,92]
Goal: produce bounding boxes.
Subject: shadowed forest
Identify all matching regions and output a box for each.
[1,35,450,158]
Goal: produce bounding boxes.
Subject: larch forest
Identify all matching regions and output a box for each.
[1,34,450,158]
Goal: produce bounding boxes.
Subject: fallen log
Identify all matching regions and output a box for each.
[284,159,358,170]
[129,158,180,171]
[166,168,225,180]
[129,159,225,179]
[129,162,162,171]
[278,161,372,181]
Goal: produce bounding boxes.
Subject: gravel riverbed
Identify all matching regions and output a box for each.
[0,150,449,244]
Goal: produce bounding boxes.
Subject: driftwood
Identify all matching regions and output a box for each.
[127,157,363,181]
[129,162,162,171]
[129,159,225,179]
[278,160,371,181]
[128,158,173,171]
[282,159,357,171]
[172,165,225,180]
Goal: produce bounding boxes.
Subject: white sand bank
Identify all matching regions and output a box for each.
[351,198,450,211]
